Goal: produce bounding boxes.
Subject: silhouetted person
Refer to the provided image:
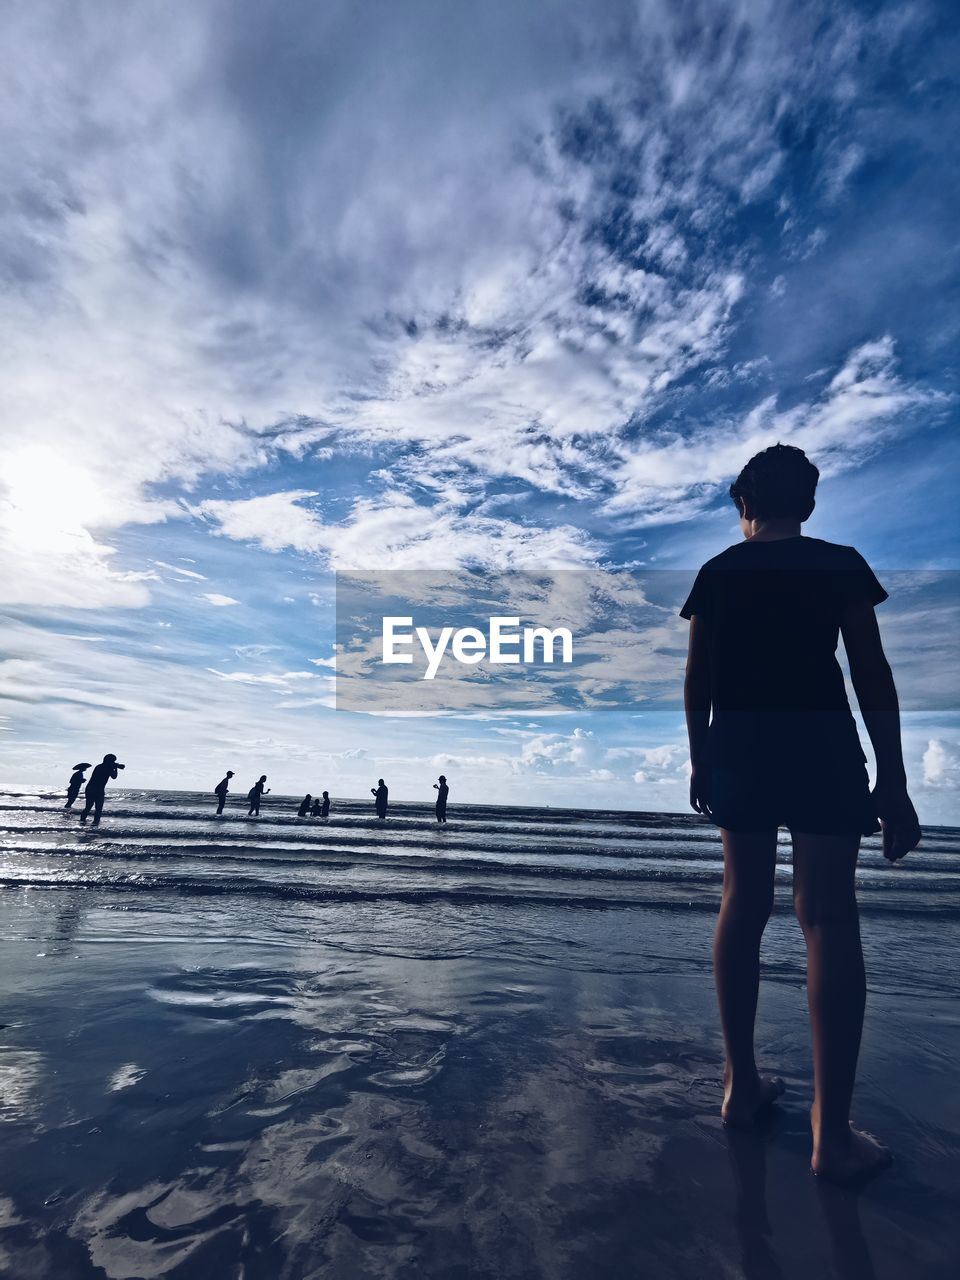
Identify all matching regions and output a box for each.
[64,763,89,809]
[319,791,330,818]
[310,795,321,817]
[682,444,920,1183]
[79,754,125,827]
[371,779,388,819]
[214,770,234,815]
[433,774,449,823]
[297,793,312,817]
[247,775,269,817]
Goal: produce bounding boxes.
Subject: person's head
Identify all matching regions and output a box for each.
[438,775,446,784]
[103,753,117,764]
[226,770,234,778]
[378,778,384,786]
[729,443,819,534]
[322,791,329,798]
[259,774,267,783]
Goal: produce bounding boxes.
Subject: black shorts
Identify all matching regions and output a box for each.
[707,712,880,837]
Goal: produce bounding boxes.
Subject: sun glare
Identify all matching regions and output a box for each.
[3,446,112,555]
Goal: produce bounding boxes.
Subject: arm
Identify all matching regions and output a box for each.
[840,598,921,861]
[684,614,713,817]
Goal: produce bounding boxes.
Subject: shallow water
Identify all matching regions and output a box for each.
[1,790,958,1277]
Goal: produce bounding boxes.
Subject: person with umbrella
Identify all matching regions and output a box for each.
[64,763,90,810]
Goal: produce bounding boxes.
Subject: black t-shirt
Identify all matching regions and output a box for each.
[86,761,117,794]
[680,537,887,728]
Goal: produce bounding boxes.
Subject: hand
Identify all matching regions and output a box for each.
[689,767,713,819]
[872,781,921,863]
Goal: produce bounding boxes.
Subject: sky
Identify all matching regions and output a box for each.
[0,0,958,817]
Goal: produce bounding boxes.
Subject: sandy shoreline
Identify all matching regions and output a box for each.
[1,882,958,1279]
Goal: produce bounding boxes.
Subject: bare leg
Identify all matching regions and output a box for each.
[792,831,891,1181]
[715,828,785,1126]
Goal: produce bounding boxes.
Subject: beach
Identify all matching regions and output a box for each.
[1,789,958,1278]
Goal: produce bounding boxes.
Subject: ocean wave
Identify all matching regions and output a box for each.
[1,791,957,920]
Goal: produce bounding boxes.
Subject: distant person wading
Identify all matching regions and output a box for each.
[247,775,269,817]
[371,779,388,820]
[213,770,234,815]
[64,763,89,810]
[79,754,125,827]
[433,775,449,824]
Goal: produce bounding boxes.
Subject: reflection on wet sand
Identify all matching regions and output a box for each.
[726,1120,878,1280]
[726,1121,785,1280]
[0,854,957,1276]
[815,1177,878,1280]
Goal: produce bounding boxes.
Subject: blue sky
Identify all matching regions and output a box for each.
[0,0,958,817]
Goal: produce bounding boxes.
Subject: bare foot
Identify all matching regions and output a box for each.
[811,1124,892,1183]
[721,1073,786,1128]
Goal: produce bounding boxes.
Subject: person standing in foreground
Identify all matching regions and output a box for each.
[433,774,449,823]
[681,444,921,1184]
[214,770,234,815]
[64,763,89,809]
[247,775,269,817]
[79,754,124,827]
[371,779,388,820]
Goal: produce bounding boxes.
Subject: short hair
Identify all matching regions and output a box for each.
[729,443,819,520]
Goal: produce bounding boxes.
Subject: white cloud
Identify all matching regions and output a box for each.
[630,743,688,785]
[922,738,960,790]
[0,0,940,602]
[154,561,207,581]
[206,669,327,688]
[605,337,942,520]
[196,491,602,571]
[200,593,240,607]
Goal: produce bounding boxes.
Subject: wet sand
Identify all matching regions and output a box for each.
[1,884,958,1279]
